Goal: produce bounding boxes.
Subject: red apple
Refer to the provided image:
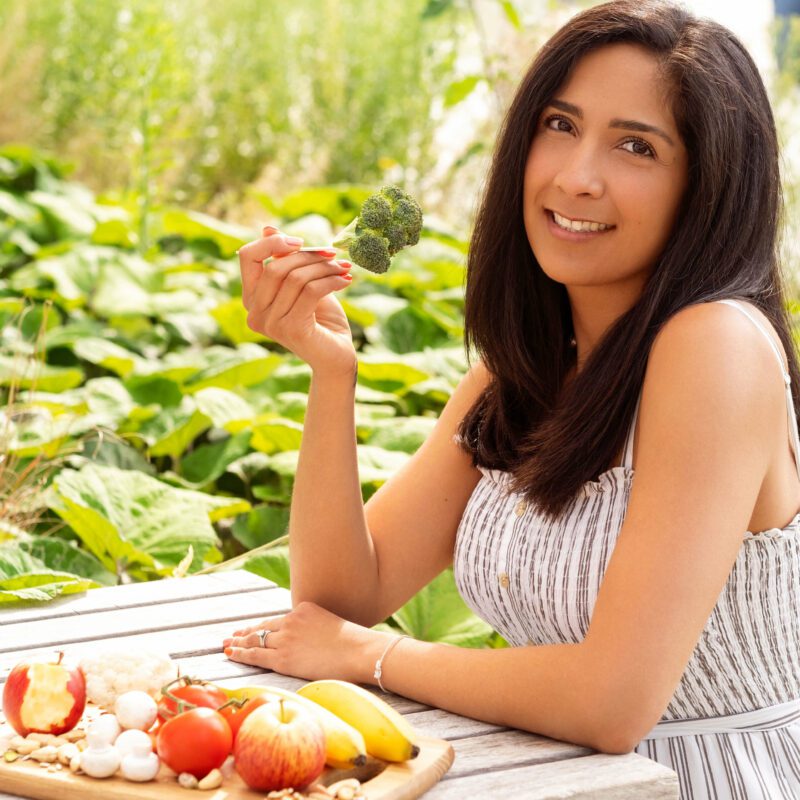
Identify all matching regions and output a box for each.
[234,698,326,791]
[2,652,86,737]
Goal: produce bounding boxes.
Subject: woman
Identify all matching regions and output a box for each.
[224,1,800,796]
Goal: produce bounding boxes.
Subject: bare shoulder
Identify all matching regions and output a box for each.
[647,300,782,402]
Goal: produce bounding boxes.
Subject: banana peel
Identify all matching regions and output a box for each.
[297,679,420,763]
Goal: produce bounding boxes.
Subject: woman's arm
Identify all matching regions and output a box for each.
[230,301,780,755]
[290,360,491,626]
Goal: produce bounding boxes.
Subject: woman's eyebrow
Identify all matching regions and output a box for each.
[548,98,676,147]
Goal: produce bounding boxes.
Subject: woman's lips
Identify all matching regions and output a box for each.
[545,209,615,242]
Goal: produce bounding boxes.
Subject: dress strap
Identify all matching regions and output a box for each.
[620,387,642,470]
[716,299,800,482]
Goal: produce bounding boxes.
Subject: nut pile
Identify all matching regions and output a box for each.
[3,729,87,774]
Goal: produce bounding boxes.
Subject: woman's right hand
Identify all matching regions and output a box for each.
[239,225,357,380]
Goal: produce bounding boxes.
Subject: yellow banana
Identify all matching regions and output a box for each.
[297,679,420,762]
[218,684,368,769]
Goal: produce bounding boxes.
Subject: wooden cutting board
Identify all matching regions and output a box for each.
[0,734,454,800]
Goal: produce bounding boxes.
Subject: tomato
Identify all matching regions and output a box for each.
[156,707,232,779]
[158,679,228,723]
[219,694,271,741]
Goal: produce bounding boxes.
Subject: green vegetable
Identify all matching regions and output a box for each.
[332,185,423,274]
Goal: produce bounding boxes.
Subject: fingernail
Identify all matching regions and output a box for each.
[224,647,233,656]
[341,274,353,281]
[263,225,278,235]
[285,236,303,246]
[337,260,352,268]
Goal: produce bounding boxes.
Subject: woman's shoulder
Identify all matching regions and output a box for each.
[645,299,786,427]
[654,299,786,373]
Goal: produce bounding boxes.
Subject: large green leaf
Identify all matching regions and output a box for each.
[49,465,240,577]
[179,431,253,486]
[244,545,290,590]
[182,345,283,393]
[232,504,289,550]
[13,535,116,586]
[161,209,252,258]
[73,337,149,377]
[210,298,264,344]
[0,355,83,392]
[0,546,101,604]
[391,568,495,648]
[361,415,437,454]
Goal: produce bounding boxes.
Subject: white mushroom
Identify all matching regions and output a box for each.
[87,714,121,745]
[114,691,158,731]
[114,729,153,759]
[78,730,120,779]
[119,738,159,782]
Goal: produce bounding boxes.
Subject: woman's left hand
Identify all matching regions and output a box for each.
[222,600,387,683]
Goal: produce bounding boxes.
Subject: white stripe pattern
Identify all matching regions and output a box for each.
[453,300,800,799]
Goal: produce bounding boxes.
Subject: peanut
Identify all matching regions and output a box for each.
[69,754,81,773]
[57,743,79,765]
[179,771,199,789]
[28,733,58,745]
[30,746,58,763]
[62,728,86,742]
[198,768,223,790]
[16,741,40,756]
[3,750,19,763]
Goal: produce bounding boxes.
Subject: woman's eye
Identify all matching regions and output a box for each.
[621,138,656,159]
[543,114,572,133]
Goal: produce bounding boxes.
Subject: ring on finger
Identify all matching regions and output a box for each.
[257,629,270,648]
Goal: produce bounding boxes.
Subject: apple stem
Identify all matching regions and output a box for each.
[279,697,285,723]
[55,651,64,666]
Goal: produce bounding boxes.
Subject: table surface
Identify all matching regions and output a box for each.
[0,570,679,799]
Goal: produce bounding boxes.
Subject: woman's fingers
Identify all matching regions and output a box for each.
[239,232,304,308]
[252,257,350,321]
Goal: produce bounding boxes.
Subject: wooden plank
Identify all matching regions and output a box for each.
[0,617,269,686]
[0,587,292,654]
[446,730,594,778]
[402,709,508,741]
[423,752,680,799]
[0,571,272,625]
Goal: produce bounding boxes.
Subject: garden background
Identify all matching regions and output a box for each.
[1,0,799,650]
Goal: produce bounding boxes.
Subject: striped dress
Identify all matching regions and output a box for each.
[453,299,800,799]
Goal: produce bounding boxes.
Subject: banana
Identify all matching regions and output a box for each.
[297,679,420,762]
[218,684,368,769]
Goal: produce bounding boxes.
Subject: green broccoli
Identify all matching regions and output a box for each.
[332,185,423,274]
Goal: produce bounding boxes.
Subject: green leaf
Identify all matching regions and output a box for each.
[194,387,255,430]
[444,76,483,108]
[356,354,429,392]
[421,0,455,19]
[210,298,264,344]
[49,465,231,576]
[14,535,116,586]
[232,504,289,550]
[180,431,253,486]
[249,415,304,454]
[391,568,496,647]
[73,337,148,378]
[161,208,253,258]
[361,415,437,454]
[380,306,452,353]
[138,398,212,459]
[498,0,522,30]
[0,355,83,392]
[182,345,283,393]
[244,544,290,589]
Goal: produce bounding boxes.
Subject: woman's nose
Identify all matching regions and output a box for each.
[553,145,605,198]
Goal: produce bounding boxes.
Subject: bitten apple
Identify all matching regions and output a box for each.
[2,652,86,737]
[234,698,325,792]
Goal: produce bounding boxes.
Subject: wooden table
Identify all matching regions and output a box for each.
[0,570,679,799]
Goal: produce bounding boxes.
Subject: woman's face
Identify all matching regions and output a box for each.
[524,43,689,294]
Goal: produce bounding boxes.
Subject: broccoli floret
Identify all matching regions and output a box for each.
[331,185,423,273]
[349,232,392,274]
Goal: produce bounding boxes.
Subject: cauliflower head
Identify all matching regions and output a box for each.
[79,648,178,710]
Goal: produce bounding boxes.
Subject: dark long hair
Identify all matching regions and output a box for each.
[456,0,796,519]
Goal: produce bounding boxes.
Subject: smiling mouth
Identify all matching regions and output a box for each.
[546,209,616,233]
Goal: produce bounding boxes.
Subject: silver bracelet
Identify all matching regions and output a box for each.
[373,634,410,692]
